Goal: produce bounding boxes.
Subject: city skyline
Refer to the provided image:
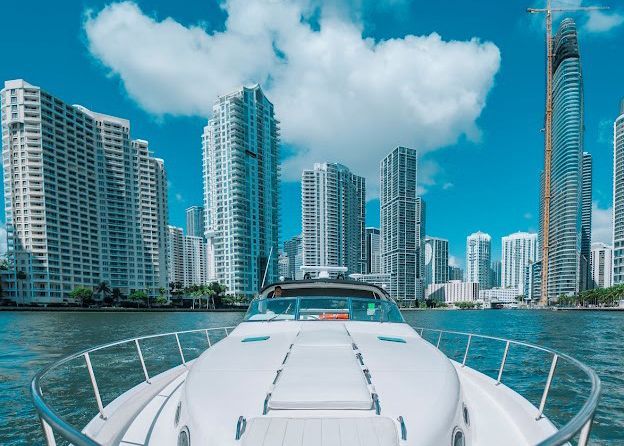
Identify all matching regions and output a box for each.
[0,1,622,270]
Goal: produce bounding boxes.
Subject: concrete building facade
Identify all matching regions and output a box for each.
[380,146,423,303]
[1,79,169,303]
[466,231,491,290]
[301,163,365,276]
[202,85,280,296]
[501,232,538,296]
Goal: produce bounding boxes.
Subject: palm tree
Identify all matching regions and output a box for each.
[111,288,123,305]
[95,281,112,304]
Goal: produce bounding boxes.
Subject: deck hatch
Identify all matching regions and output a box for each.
[241,336,270,343]
[378,336,406,343]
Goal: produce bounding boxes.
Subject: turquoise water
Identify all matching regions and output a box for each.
[0,309,622,445]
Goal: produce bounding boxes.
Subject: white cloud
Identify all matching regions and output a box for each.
[524,212,533,220]
[449,255,460,267]
[84,1,501,195]
[592,201,612,245]
[584,10,624,33]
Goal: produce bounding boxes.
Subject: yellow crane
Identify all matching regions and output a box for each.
[527,1,608,306]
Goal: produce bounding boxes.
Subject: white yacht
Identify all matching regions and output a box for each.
[32,279,600,446]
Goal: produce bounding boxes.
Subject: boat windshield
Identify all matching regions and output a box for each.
[244,296,404,323]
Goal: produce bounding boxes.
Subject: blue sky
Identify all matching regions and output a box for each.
[1,0,622,267]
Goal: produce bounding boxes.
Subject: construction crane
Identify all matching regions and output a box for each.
[527,1,608,306]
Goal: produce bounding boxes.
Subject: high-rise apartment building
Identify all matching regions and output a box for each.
[612,99,624,284]
[167,226,185,286]
[543,19,591,300]
[466,231,491,290]
[202,85,279,296]
[501,232,538,295]
[284,234,303,280]
[424,236,448,286]
[448,265,464,281]
[580,152,593,291]
[167,226,209,288]
[278,253,289,279]
[490,260,502,288]
[365,227,381,274]
[0,79,168,303]
[301,163,365,276]
[381,146,422,303]
[186,206,205,238]
[591,242,613,289]
[183,236,209,287]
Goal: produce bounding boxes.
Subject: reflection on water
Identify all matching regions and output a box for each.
[0,310,622,445]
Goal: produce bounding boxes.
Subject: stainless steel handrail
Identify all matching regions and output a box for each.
[415,327,601,446]
[31,326,235,446]
[32,325,601,446]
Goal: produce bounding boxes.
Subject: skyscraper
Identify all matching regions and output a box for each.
[186,206,205,238]
[301,163,365,276]
[580,152,593,291]
[167,226,185,287]
[591,242,613,289]
[424,237,449,286]
[202,85,279,296]
[448,265,464,281]
[490,260,502,288]
[284,234,303,280]
[1,79,169,303]
[501,232,538,295]
[466,231,491,290]
[544,19,590,300]
[381,146,420,303]
[167,226,209,288]
[365,228,381,274]
[612,99,624,284]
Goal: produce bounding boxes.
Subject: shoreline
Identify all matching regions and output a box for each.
[0,306,247,313]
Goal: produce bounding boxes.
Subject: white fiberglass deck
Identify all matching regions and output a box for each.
[84,321,559,446]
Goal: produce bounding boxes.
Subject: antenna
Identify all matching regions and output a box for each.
[261,246,274,289]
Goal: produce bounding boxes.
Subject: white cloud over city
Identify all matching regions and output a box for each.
[84,0,500,194]
[592,201,612,245]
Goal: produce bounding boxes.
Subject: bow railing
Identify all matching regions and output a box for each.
[414,327,601,446]
[31,326,235,446]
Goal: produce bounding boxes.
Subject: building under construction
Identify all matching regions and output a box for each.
[538,17,592,302]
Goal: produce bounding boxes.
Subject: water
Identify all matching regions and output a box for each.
[0,310,622,445]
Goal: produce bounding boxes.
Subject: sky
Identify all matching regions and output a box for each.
[1,0,623,267]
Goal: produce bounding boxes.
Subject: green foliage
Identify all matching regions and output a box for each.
[128,290,148,308]
[558,284,624,307]
[155,295,168,305]
[455,301,476,309]
[70,287,94,306]
[221,294,250,306]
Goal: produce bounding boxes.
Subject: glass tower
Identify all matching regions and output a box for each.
[546,18,589,300]
[613,99,624,284]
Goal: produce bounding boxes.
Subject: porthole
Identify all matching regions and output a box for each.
[452,427,465,446]
[174,402,182,427]
[462,403,470,427]
[178,426,190,446]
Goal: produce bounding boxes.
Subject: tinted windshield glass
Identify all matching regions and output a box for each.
[245,298,297,321]
[244,297,404,323]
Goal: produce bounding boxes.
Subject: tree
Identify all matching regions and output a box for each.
[128,290,148,308]
[70,287,94,307]
[95,282,112,305]
[111,288,123,305]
